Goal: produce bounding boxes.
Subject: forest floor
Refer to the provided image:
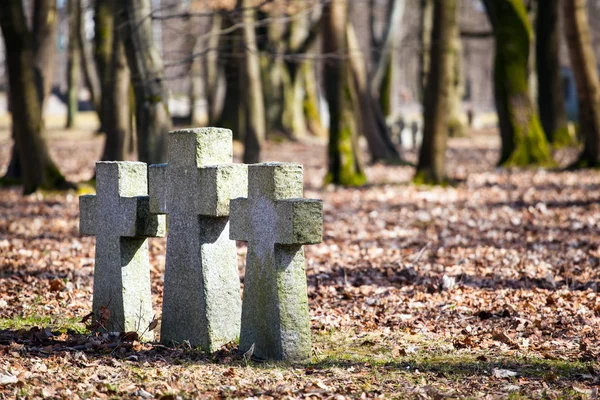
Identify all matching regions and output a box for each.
[1,116,600,398]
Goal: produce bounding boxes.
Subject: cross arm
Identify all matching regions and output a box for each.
[229,198,250,242]
[148,163,168,214]
[79,195,96,236]
[197,164,248,217]
[276,199,323,245]
[119,196,166,238]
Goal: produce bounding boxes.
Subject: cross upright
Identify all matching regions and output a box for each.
[230,162,323,362]
[79,162,165,340]
[149,128,247,351]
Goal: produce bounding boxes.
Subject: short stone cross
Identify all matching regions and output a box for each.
[79,162,165,340]
[230,163,323,362]
[149,128,246,351]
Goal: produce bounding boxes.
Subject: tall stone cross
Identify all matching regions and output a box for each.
[79,162,165,340]
[149,128,246,351]
[230,163,323,362]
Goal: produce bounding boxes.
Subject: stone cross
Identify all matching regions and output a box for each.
[149,128,246,351]
[230,163,322,362]
[79,162,165,340]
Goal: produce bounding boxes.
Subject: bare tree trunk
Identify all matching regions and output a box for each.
[66,0,81,129]
[536,0,571,147]
[303,61,325,137]
[447,6,465,138]
[100,29,130,161]
[371,0,406,106]
[347,24,402,163]
[563,0,600,167]
[120,0,171,164]
[419,0,433,101]
[240,0,266,164]
[0,0,71,193]
[483,0,553,167]
[77,0,101,116]
[323,0,366,186]
[95,0,114,134]
[32,0,58,106]
[415,0,456,184]
[207,13,225,125]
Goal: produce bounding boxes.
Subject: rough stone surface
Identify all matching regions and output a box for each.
[149,128,246,351]
[230,163,323,362]
[79,162,165,340]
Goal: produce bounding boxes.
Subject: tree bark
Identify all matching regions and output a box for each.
[100,29,130,161]
[77,0,101,117]
[371,0,406,108]
[322,0,366,186]
[119,0,171,164]
[0,0,71,194]
[563,0,600,167]
[95,0,113,134]
[536,0,571,147]
[419,0,433,102]
[447,4,465,138]
[414,0,456,184]
[347,24,402,163]
[240,0,266,164]
[483,0,553,167]
[66,0,81,129]
[32,0,58,106]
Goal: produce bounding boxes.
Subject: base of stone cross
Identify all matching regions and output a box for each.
[239,244,312,362]
[92,235,154,341]
[159,215,241,351]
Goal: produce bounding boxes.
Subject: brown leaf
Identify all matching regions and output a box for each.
[49,278,65,292]
[121,331,139,342]
[492,330,517,348]
[147,317,159,332]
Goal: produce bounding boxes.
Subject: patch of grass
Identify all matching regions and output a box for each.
[0,314,87,334]
[312,329,593,384]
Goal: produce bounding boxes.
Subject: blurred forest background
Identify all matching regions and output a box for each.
[1,0,600,193]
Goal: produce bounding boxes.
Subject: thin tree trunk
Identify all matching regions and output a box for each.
[32,0,58,106]
[415,0,456,184]
[483,0,553,166]
[100,30,130,161]
[66,0,81,129]
[563,0,600,167]
[419,0,433,102]
[216,14,240,134]
[77,0,101,117]
[207,13,225,125]
[240,0,266,164]
[347,24,402,163]
[371,0,406,101]
[120,0,171,164]
[447,6,465,138]
[322,0,366,186]
[94,0,113,134]
[302,61,325,137]
[0,0,71,194]
[537,0,572,147]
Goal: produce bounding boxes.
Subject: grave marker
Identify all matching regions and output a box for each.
[79,162,165,340]
[149,128,246,351]
[230,163,322,362]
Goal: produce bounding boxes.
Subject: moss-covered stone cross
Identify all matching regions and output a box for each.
[79,162,165,339]
[230,163,323,362]
[148,128,246,351]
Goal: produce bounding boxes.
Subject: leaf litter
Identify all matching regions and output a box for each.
[0,130,600,398]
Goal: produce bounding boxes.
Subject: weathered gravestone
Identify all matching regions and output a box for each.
[230,163,323,362]
[79,162,165,340]
[149,128,246,351]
